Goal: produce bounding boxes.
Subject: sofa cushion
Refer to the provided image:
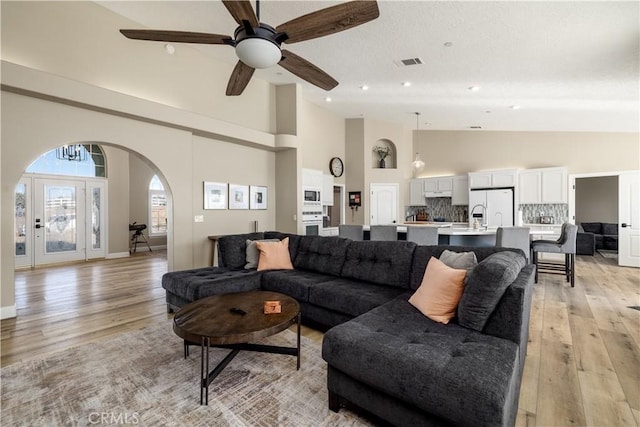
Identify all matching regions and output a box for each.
[218,232,264,269]
[409,257,466,324]
[245,239,279,269]
[308,278,406,318]
[293,236,350,276]
[341,240,417,289]
[581,222,602,234]
[256,238,294,271]
[409,246,517,290]
[261,270,336,302]
[161,267,262,302]
[457,251,526,331]
[322,296,520,427]
[439,249,478,278]
[602,223,618,235]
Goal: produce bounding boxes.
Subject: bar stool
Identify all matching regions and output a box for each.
[370,225,398,241]
[531,223,578,287]
[406,226,438,245]
[338,224,364,241]
[496,226,531,263]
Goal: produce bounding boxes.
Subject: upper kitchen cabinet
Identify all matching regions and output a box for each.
[469,169,517,189]
[518,167,567,204]
[409,179,426,205]
[322,174,334,206]
[424,177,453,196]
[452,175,469,205]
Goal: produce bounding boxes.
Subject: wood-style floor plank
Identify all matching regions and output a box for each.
[1,250,638,427]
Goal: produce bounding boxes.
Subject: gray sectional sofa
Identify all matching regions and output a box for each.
[162,231,535,426]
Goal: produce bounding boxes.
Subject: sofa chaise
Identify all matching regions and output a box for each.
[161,231,535,426]
[577,222,619,255]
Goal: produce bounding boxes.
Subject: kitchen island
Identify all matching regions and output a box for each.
[342,223,555,247]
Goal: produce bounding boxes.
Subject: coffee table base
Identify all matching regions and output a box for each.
[185,312,302,405]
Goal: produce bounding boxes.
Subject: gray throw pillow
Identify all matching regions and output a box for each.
[439,249,478,278]
[245,239,279,269]
[457,251,526,331]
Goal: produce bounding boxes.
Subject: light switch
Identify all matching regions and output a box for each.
[194,215,204,223]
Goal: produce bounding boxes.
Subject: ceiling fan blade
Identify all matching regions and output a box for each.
[276,1,379,44]
[120,29,231,45]
[222,0,259,28]
[226,61,256,96]
[279,50,338,91]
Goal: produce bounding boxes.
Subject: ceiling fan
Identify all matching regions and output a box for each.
[120,0,379,96]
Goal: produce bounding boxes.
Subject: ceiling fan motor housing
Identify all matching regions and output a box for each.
[234,23,287,69]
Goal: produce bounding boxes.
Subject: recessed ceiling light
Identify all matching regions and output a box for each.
[164,44,175,55]
[485,110,492,114]
[468,86,480,92]
[444,41,453,47]
[402,81,411,87]
[424,122,431,127]
[510,105,521,110]
[360,85,369,91]
[325,97,332,102]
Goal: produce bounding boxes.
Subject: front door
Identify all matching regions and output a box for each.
[370,184,398,225]
[15,176,107,267]
[618,171,640,267]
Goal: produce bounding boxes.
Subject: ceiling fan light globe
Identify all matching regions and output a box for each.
[236,38,281,69]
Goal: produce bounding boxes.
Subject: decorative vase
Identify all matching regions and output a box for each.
[379,158,386,168]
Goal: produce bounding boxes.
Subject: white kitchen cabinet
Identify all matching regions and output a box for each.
[541,167,567,203]
[451,175,469,205]
[518,167,567,204]
[302,168,323,189]
[322,174,334,206]
[409,179,426,205]
[424,177,453,193]
[518,170,542,204]
[469,169,517,189]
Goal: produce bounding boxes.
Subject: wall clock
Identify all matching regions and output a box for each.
[329,157,344,177]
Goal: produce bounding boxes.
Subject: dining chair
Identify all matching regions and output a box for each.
[496,226,531,263]
[338,224,364,241]
[369,225,398,241]
[531,222,578,287]
[406,226,438,245]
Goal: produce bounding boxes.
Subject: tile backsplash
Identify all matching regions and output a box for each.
[519,203,568,224]
[407,198,468,223]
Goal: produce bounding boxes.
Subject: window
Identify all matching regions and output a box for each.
[149,175,167,236]
[26,144,106,177]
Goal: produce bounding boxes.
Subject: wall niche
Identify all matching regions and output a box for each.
[372,139,397,169]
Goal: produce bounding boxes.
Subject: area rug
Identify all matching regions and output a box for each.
[1,321,371,426]
[597,249,618,259]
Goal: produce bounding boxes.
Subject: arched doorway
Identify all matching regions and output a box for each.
[13,143,173,269]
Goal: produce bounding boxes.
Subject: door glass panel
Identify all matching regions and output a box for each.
[15,183,27,256]
[92,187,101,249]
[45,185,77,253]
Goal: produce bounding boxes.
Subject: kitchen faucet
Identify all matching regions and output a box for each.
[470,204,487,229]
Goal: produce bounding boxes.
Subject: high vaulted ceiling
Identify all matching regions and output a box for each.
[98,1,638,132]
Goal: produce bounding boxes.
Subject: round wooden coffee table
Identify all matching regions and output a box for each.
[173,290,301,405]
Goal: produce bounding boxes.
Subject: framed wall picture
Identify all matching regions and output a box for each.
[229,184,249,210]
[250,185,268,210]
[203,181,227,210]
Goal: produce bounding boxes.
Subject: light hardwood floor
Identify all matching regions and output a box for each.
[1,250,638,426]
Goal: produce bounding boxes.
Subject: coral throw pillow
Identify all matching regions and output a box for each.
[408,256,467,324]
[256,238,294,271]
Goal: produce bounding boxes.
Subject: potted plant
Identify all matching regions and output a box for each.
[373,146,391,168]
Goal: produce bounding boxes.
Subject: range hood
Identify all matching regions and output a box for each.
[424,190,452,198]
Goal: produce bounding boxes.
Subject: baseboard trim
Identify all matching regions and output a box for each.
[130,245,167,253]
[106,252,130,259]
[1,305,17,319]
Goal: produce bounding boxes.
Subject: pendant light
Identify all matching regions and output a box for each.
[411,112,425,177]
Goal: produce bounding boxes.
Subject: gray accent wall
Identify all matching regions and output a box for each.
[575,176,619,224]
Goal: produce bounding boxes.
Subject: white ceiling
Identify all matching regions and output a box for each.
[97,1,639,132]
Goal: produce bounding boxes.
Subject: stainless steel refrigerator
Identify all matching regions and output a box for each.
[468,188,514,228]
